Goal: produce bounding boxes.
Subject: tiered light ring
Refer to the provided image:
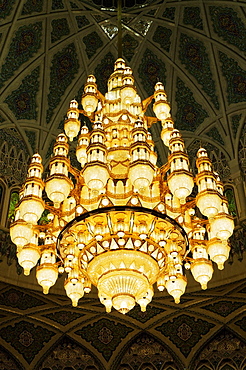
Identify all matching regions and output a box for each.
[10,58,234,314]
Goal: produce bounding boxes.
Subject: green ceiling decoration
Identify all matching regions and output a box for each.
[138,48,166,96]
[152,26,172,52]
[183,7,203,30]
[162,7,175,21]
[24,130,36,152]
[83,31,103,59]
[46,43,79,123]
[219,51,246,105]
[43,310,83,325]
[0,320,55,364]
[75,318,133,361]
[0,22,42,88]
[76,15,90,28]
[175,77,209,131]
[156,314,215,357]
[21,0,43,15]
[127,304,163,323]
[0,128,28,154]
[202,300,245,317]
[205,126,225,145]
[0,228,21,272]
[51,18,70,43]
[179,33,219,110]
[122,34,139,62]
[52,0,64,10]
[0,288,46,310]
[94,52,115,95]
[210,6,246,52]
[4,67,40,120]
[0,0,16,20]
[231,114,242,138]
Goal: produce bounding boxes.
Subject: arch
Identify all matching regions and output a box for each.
[113,332,184,370]
[189,328,246,370]
[0,343,24,369]
[35,335,104,370]
[7,189,20,226]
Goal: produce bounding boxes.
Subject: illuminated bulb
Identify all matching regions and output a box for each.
[117,231,125,238]
[64,279,84,307]
[165,275,187,303]
[118,238,125,246]
[207,238,230,270]
[210,213,234,241]
[157,275,165,291]
[112,294,135,314]
[76,205,83,214]
[102,198,109,206]
[10,220,33,248]
[84,279,91,293]
[18,245,40,276]
[36,264,58,294]
[47,213,54,221]
[191,260,213,290]
[184,262,191,270]
[58,266,64,274]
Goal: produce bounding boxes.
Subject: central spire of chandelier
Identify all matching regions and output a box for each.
[10,58,234,314]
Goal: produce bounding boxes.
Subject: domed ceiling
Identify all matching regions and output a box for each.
[0,0,245,178]
[0,2,246,369]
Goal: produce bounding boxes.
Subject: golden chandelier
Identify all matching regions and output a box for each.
[10,58,234,314]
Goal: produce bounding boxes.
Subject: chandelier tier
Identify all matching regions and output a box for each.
[10,58,234,314]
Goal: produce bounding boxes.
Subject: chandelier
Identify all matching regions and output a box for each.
[10,58,234,314]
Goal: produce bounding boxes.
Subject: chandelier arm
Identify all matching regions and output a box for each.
[56,205,190,252]
[145,116,159,128]
[142,95,154,112]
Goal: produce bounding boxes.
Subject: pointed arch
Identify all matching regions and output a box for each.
[114,331,184,370]
[189,328,246,370]
[35,335,104,370]
[0,343,24,369]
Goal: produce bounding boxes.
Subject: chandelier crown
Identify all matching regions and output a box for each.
[10,58,234,314]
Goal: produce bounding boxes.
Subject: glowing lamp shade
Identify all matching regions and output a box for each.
[210,213,234,241]
[64,118,80,141]
[76,146,87,166]
[82,94,98,114]
[64,279,84,307]
[153,101,170,121]
[136,288,154,312]
[129,163,154,191]
[10,220,33,248]
[45,176,73,208]
[88,250,159,314]
[83,164,109,191]
[36,264,58,294]
[191,259,213,290]
[165,275,187,303]
[19,198,45,224]
[168,173,194,204]
[18,244,40,275]
[207,238,230,270]
[161,127,173,146]
[196,192,221,218]
[121,86,136,105]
